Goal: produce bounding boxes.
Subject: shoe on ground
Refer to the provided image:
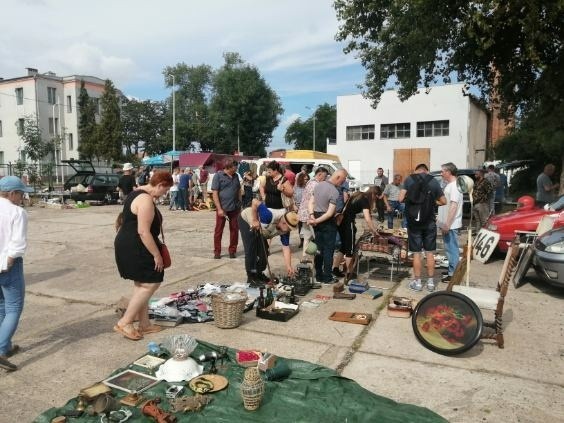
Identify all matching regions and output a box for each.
[426,282,436,292]
[6,344,20,358]
[256,273,270,282]
[332,267,346,277]
[408,280,423,292]
[229,253,236,259]
[247,275,264,288]
[441,274,452,283]
[0,356,17,371]
[213,254,221,259]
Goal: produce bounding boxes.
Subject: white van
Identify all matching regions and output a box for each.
[254,150,360,191]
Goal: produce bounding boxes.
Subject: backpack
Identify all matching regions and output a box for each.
[405,174,435,226]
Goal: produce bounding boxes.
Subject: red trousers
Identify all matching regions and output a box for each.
[214,209,240,255]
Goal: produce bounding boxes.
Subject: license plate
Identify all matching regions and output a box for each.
[472,229,500,263]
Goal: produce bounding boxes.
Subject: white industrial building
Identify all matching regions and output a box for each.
[0,67,107,173]
[327,83,489,184]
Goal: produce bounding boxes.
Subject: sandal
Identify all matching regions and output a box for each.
[113,323,143,341]
[138,324,162,335]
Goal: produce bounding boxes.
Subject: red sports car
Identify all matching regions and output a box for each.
[485,195,564,252]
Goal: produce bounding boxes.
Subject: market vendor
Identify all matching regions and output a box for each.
[238,199,299,286]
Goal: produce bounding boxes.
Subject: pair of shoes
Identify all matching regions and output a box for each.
[213,254,221,259]
[0,356,17,371]
[229,253,236,259]
[332,267,346,277]
[6,344,20,358]
[138,324,162,335]
[318,277,338,284]
[113,323,143,341]
[441,274,452,283]
[408,280,423,292]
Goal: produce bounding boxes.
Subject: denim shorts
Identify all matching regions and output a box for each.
[408,221,437,252]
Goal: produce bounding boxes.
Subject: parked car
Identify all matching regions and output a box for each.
[486,195,564,252]
[62,159,120,204]
[533,226,564,288]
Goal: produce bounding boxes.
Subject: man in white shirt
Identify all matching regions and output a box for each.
[0,176,32,371]
[437,163,463,283]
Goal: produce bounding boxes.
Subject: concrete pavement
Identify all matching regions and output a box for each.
[0,205,562,422]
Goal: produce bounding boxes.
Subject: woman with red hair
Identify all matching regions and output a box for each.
[114,171,173,340]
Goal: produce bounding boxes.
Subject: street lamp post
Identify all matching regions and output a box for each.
[306,106,317,151]
[171,74,176,153]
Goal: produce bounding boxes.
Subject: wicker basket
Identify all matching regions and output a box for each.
[211,292,247,329]
[240,367,265,411]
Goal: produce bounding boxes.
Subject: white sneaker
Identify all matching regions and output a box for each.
[408,280,422,291]
[426,280,436,292]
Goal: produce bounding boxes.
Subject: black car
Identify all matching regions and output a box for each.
[63,159,120,204]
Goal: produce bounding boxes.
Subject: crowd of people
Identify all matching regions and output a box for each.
[1,158,560,370]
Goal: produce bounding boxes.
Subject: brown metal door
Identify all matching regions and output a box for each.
[393,148,430,180]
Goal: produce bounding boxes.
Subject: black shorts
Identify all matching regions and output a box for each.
[408,221,437,253]
[338,220,357,257]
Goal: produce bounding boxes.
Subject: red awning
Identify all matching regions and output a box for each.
[178,153,214,168]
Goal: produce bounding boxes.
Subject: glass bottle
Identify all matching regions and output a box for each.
[265,287,274,307]
[257,287,266,310]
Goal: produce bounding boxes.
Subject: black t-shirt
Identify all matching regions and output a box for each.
[118,174,137,196]
[343,194,370,223]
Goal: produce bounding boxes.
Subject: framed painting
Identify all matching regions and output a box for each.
[103,369,160,393]
[412,291,483,355]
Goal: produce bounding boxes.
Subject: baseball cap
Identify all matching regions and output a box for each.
[0,176,34,192]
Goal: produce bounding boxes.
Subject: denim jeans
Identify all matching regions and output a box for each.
[0,258,25,356]
[387,200,406,229]
[169,191,178,209]
[313,219,337,282]
[443,229,460,276]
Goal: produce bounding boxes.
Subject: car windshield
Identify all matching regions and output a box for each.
[333,162,356,180]
[549,195,564,211]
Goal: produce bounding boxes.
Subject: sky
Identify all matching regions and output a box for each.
[1,0,367,152]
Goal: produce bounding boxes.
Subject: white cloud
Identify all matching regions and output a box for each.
[282,113,302,126]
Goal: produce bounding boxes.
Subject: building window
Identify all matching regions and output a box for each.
[17,118,24,136]
[346,125,375,141]
[15,88,23,105]
[67,95,72,113]
[380,123,410,139]
[0,120,2,137]
[0,151,4,165]
[416,120,449,137]
[68,133,73,150]
[47,87,57,105]
[48,118,59,136]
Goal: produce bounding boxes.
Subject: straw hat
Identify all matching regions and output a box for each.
[123,163,134,171]
[283,211,299,229]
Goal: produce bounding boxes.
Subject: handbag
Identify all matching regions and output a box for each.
[157,210,171,269]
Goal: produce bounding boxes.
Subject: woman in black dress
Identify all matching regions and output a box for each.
[114,171,173,340]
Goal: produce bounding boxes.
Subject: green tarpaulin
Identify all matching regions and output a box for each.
[35,340,447,423]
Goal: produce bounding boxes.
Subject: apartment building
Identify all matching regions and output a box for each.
[327,83,489,184]
[0,67,107,167]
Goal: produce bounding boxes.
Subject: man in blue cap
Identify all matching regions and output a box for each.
[0,176,33,371]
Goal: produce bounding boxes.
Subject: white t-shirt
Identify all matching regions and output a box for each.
[0,197,28,271]
[438,181,463,230]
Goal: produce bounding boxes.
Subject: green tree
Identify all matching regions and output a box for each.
[208,52,283,156]
[163,64,213,151]
[122,98,167,157]
[97,79,123,162]
[77,80,98,160]
[335,0,564,191]
[285,103,336,152]
[19,115,52,163]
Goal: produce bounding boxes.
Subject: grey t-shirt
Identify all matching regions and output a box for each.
[383,183,402,201]
[211,171,241,212]
[312,181,339,213]
[536,173,555,203]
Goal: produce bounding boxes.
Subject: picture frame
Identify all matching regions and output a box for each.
[133,354,166,370]
[412,291,483,355]
[103,369,160,394]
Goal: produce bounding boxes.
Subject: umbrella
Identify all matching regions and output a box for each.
[142,155,165,165]
[163,150,185,163]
